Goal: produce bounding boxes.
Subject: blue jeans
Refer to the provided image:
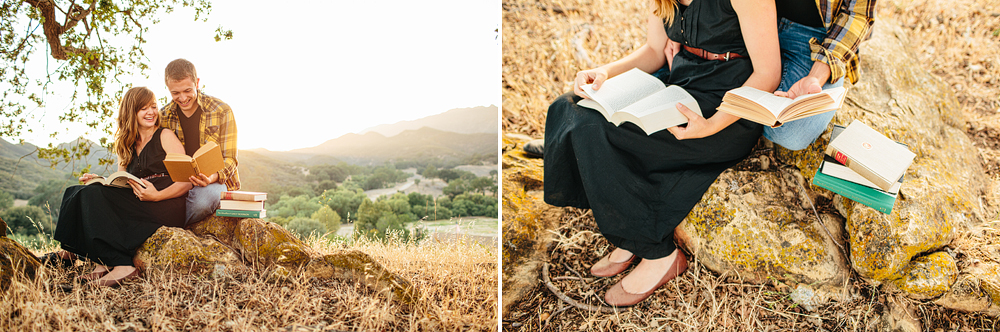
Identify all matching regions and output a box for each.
[185,182,226,226]
[762,18,845,151]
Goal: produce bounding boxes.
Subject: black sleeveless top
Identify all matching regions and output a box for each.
[126,127,176,191]
[662,0,755,117]
[776,0,824,28]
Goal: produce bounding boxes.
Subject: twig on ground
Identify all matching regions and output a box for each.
[542,262,617,313]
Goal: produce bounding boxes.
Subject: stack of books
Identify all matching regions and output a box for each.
[812,120,916,214]
[215,190,268,218]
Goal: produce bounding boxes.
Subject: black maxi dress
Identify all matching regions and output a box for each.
[54,127,187,267]
[543,0,762,260]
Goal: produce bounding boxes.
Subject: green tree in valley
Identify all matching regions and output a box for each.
[0,191,13,210]
[355,199,409,240]
[0,205,53,236]
[27,179,70,218]
[1,0,231,167]
[311,206,341,234]
[285,217,326,240]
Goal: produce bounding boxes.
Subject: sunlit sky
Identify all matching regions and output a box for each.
[8,0,500,152]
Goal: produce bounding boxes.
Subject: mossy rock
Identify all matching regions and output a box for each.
[134,226,247,277]
[0,217,41,292]
[305,250,419,305]
[887,252,958,300]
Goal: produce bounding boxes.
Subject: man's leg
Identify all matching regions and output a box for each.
[185,183,227,226]
[764,18,844,151]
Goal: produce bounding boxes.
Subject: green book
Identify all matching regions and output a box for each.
[813,156,900,214]
[215,209,267,218]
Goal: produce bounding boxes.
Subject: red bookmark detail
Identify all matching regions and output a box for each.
[834,151,847,165]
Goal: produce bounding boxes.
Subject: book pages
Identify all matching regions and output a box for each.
[580,68,664,114]
[613,85,701,134]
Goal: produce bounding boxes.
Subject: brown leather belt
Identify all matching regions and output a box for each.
[683,45,745,61]
[142,173,169,181]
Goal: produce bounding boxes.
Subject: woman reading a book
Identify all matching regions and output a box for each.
[543,0,780,306]
[46,87,193,287]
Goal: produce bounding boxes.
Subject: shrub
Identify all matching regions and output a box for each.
[285,217,327,240]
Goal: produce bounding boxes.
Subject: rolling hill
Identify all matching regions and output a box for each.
[288,127,496,166]
[359,105,498,137]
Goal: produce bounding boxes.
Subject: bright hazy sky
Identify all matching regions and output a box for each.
[10,0,500,152]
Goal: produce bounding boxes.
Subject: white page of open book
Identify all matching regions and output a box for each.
[581,68,665,115]
[613,85,702,133]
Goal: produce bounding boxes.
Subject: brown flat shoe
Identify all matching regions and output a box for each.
[590,251,636,277]
[89,268,140,288]
[76,269,109,282]
[604,250,688,307]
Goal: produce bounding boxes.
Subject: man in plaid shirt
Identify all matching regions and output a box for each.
[160,58,240,225]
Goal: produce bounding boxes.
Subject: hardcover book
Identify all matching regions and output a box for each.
[220,191,268,201]
[163,141,225,183]
[215,209,267,218]
[716,86,846,128]
[219,200,265,211]
[84,171,146,189]
[576,67,702,135]
[824,119,915,192]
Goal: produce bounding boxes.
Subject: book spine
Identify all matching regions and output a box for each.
[824,146,893,192]
[813,173,893,214]
[220,192,266,201]
[215,209,265,218]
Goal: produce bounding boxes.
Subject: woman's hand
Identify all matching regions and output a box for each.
[78,173,100,183]
[128,179,161,202]
[573,67,611,99]
[664,39,681,71]
[667,103,713,140]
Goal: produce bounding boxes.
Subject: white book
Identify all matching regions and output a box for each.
[576,68,702,135]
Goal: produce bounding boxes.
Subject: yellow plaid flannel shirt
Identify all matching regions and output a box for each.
[160,93,241,190]
[810,0,877,84]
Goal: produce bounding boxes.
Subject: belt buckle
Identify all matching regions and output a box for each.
[724,52,731,61]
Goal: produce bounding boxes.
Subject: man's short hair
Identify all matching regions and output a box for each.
[165,58,198,84]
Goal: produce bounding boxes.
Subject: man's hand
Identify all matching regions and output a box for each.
[573,67,611,99]
[667,103,713,140]
[774,76,823,99]
[189,172,219,187]
[129,179,160,202]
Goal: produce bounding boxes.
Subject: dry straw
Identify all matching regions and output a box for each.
[2,234,497,331]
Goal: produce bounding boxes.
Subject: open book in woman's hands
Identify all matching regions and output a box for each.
[716,86,847,128]
[576,68,702,135]
[84,171,146,189]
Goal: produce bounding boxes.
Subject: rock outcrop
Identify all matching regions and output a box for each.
[0,217,42,291]
[135,216,419,305]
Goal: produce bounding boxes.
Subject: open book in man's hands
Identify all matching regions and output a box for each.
[576,68,702,135]
[716,86,847,128]
[163,141,225,182]
[84,171,146,189]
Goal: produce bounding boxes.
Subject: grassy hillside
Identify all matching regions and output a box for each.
[291,127,497,166]
[361,105,500,137]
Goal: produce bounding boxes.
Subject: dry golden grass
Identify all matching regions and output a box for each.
[2,236,497,331]
[502,0,1000,330]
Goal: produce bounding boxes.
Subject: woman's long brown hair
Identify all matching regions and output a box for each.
[113,87,157,168]
[653,0,679,26]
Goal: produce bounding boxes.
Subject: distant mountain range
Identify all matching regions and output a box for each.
[360,105,498,137]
